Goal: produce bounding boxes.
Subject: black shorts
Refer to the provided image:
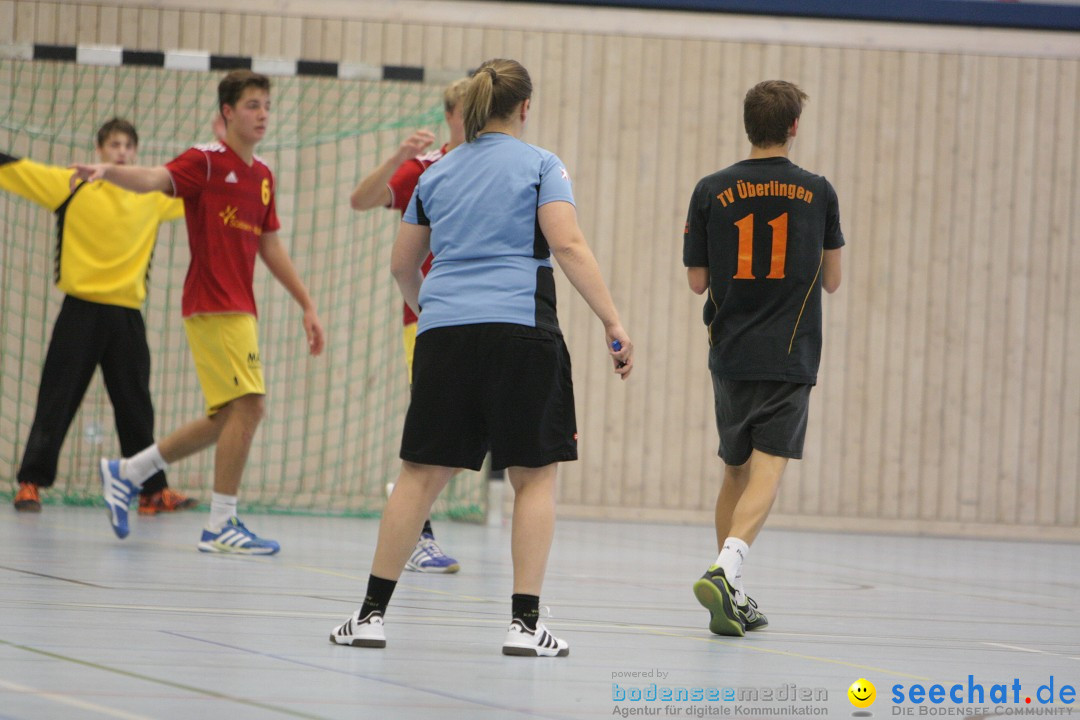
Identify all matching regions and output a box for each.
[400,323,578,471]
[711,377,812,466]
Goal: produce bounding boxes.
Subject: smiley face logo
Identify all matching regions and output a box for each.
[848,678,876,708]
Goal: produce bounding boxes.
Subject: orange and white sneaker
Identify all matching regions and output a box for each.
[13,482,41,512]
[138,488,198,515]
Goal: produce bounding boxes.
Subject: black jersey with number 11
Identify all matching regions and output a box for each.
[683,157,844,385]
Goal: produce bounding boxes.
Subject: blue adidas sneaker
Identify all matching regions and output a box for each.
[405,532,460,573]
[99,458,135,539]
[198,517,280,555]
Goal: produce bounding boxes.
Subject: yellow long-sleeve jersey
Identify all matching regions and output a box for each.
[0,153,183,309]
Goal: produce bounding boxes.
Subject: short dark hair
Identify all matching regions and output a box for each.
[96,118,138,148]
[743,81,808,148]
[218,70,271,115]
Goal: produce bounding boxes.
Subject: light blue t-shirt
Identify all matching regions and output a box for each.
[402,132,575,335]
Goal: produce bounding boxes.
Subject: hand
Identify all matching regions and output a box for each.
[303,308,325,356]
[606,325,633,380]
[68,163,108,191]
[396,130,436,162]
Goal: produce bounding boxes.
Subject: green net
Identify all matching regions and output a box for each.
[0,58,485,520]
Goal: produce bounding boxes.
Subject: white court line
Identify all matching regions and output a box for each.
[0,678,152,720]
[983,642,1050,654]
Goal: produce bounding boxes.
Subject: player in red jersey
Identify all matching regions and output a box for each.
[349,78,468,573]
[71,70,325,553]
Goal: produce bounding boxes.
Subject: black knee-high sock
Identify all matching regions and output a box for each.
[511,593,540,631]
[359,575,397,619]
[421,518,434,538]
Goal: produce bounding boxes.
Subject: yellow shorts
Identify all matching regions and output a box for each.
[183,314,266,415]
[402,322,417,384]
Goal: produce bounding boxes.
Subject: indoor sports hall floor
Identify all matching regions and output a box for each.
[1,507,1076,719]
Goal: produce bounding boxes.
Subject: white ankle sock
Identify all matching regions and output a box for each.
[715,536,750,605]
[207,493,238,532]
[119,444,167,488]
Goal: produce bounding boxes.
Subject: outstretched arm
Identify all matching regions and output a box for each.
[539,201,633,379]
[0,154,74,209]
[69,163,172,194]
[350,130,435,211]
[257,231,325,356]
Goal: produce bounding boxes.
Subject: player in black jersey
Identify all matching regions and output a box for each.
[683,81,844,636]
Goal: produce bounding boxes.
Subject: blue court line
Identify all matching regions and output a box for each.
[0,564,110,588]
[162,630,573,720]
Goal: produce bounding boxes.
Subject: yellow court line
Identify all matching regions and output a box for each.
[7,597,934,682]
[619,624,933,682]
[51,519,493,603]
[13,595,930,683]
[46,519,935,683]
[19,600,348,620]
[0,678,154,720]
[280,561,493,602]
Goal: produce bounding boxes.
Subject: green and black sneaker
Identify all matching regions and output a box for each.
[736,596,768,631]
[692,566,745,637]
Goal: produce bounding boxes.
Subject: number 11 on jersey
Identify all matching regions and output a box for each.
[733,212,788,280]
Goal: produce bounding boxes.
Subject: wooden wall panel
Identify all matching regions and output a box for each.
[0,2,14,44]
[13,1,34,42]
[3,0,1078,540]
[1050,62,1078,529]
[159,9,179,49]
[137,8,160,50]
[178,9,199,49]
[1065,64,1080,530]
[281,16,301,59]
[117,6,139,47]
[198,10,219,54]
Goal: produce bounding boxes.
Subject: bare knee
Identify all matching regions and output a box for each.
[724,462,750,487]
[238,394,266,422]
[400,462,454,495]
[223,394,265,435]
[507,464,557,495]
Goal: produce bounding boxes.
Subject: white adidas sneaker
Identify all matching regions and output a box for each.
[501,619,569,657]
[329,610,386,648]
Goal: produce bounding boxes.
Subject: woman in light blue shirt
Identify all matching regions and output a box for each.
[331,58,634,658]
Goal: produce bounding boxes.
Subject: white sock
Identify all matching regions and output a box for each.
[207,492,238,532]
[119,444,167,488]
[715,536,750,605]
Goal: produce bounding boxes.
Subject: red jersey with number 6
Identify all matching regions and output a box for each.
[166,142,280,318]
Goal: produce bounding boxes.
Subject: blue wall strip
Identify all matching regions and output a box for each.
[502,0,1080,32]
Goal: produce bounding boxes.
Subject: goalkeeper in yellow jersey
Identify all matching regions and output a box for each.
[2,118,196,515]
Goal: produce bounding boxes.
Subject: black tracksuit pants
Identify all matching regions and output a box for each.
[17,295,166,496]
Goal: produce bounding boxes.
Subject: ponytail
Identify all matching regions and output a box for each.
[463,68,496,142]
[462,59,533,143]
